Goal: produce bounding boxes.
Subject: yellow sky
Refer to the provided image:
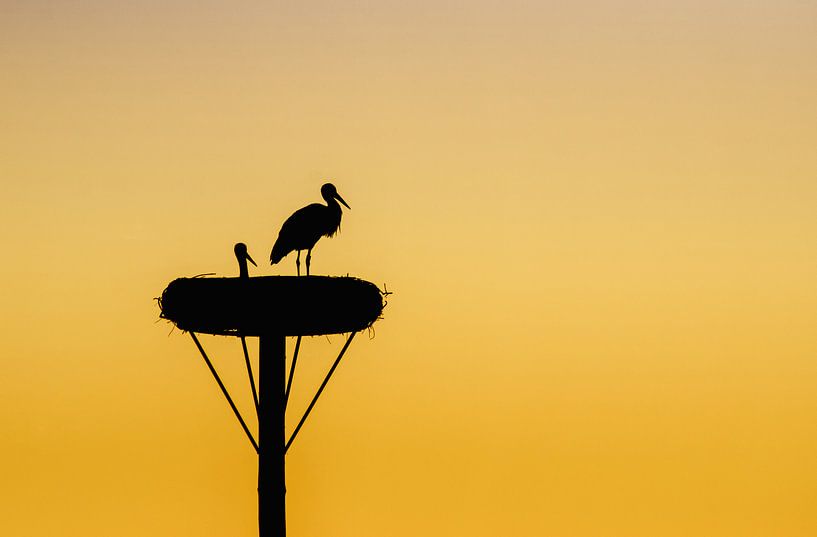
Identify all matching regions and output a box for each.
[2,1,817,535]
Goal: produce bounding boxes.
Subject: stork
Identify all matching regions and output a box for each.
[234,242,257,279]
[269,183,351,276]
[234,242,261,413]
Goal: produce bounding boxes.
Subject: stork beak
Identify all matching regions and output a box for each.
[246,252,257,267]
[335,192,351,210]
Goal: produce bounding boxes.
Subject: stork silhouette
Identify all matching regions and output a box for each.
[234,242,257,279]
[269,183,351,276]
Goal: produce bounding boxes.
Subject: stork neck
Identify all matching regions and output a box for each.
[324,196,341,211]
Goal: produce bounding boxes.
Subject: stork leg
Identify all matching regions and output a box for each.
[295,251,301,276]
[306,249,311,276]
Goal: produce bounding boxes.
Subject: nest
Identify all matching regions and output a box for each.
[159,276,384,337]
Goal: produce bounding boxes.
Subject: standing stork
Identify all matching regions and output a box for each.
[269,183,351,276]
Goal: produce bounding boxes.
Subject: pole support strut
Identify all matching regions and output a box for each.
[286,331,357,453]
[189,332,258,453]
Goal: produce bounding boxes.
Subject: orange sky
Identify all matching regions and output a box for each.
[2,1,817,535]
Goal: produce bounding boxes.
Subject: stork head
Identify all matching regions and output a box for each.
[321,182,351,210]
[234,242,257,267]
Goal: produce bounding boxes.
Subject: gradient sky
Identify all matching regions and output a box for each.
[2,1,817,535]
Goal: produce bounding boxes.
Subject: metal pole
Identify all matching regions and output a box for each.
[241,335,260,416]
[258,334,286,537]
[286,331,356,453]
[189,332,258,453]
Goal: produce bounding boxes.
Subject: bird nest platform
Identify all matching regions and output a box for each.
[159,276,385,337]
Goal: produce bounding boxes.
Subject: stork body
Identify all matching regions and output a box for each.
[270,183,350,276]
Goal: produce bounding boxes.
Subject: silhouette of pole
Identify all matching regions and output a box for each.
[283,336,302,408]
[189,332,258,453]
[242,335,260,416]
[258,334,286,537]
[286,331,356,453]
